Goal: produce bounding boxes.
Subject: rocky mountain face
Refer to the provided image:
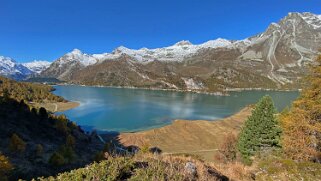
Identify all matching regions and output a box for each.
[0,57,51,79]
[40,12,321,92]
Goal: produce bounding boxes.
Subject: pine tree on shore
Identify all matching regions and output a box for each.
[237,95,282,163]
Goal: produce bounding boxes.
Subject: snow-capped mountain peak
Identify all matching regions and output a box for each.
[0,56,16,69]
[0,56,34,79]
[174,40,193,46]
[38,11,321,87]
[299,12,321,29]
[200,38,233,49]
[94,38,235,63]
[68,48,83,56]
[22,60,51,74]
[58,49,98,66]
[113,46,132,54]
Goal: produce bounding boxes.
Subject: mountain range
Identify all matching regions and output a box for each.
[0,56,50,79]
[1,12,321,92]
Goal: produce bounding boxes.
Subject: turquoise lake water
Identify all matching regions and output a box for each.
[53,85,299,132]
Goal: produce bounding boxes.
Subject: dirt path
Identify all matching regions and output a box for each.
[163,149,219,155]
[53,103,58,112]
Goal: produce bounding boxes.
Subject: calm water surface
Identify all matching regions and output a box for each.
[53,85,299,132]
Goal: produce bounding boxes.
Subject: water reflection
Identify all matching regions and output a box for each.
[54,86,299,132]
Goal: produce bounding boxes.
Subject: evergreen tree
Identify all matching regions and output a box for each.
[49,152,65,166]
[237,95,282,163]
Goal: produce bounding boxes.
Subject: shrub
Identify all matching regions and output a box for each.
[58,145,75,164]
[140,143,150,154]
[49,152,65,167]
[36,144,44,157]
[9,133,26,153]
[43,157,134,180]
[215,133,238,163]
[66,135,76,148]
[94,151,105,162]
[103,142,113,153]
[38,107,48,118]
[54,116,69,135]
[281,54,321,161]
[0,153,13,179]
[237,96,282,164]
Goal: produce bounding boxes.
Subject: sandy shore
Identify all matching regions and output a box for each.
[115,106,252,161]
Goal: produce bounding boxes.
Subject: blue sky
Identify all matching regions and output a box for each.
[0,0,320,62]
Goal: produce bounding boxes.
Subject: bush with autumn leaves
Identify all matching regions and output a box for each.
[0,153,13,180]
[280,54,321,162]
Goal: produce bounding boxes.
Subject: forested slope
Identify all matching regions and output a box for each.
[0,76,64,103]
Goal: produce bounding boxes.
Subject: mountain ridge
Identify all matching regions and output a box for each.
[2,12,321,92]
[0,57,50,79]
[39,12,321,92]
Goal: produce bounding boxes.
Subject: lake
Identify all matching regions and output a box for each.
[53,85,299,132]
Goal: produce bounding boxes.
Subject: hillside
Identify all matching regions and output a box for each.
[0,76,64,103]
[39,12,321,92]
[0,76,79,112]
[118,107,252,161]
[0,97,103,180]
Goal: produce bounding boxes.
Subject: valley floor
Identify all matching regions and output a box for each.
[115,106,252,161]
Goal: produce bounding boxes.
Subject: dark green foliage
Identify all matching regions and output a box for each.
[0,76,64,103]
[66,135,76,148]
[54,115,70,135]
[0,97,102,180]
[93,151,105,162]
[9,134,26,153]
[38,154,229,181]
[58,145,76,164]
[36,144,44,157]
[103,142,112,153]
[237,95,282,163]
[49,152,65,167]
[38,107,48,119]
[44,157,135,180]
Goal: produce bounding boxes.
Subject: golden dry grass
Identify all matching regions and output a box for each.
[118,106,252,161]
[31,101,80,112]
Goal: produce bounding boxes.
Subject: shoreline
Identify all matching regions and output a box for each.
[53,83,300,96]
[109,106,253,161]
[226,87,301,92]
[54,83,227,96]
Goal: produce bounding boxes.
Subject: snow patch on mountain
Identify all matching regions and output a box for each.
[102,38,234,63]
[299,12,321,29]
[57,38,234,65]
[23,60,51,74]
[0,56,33,78]
[57,49,98,67]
